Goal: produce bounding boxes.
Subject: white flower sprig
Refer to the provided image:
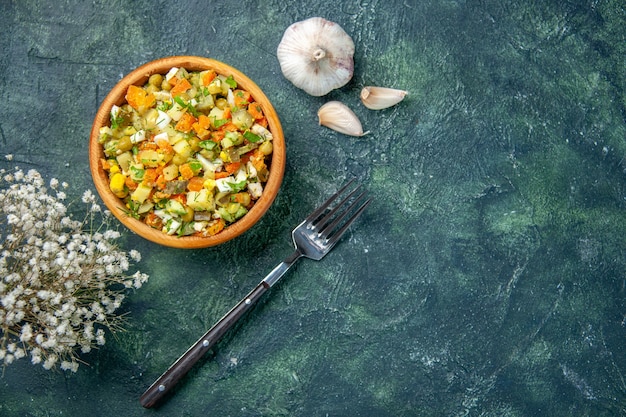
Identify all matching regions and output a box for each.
[0,160,149,372]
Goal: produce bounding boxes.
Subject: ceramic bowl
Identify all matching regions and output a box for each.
[89,56,285,248]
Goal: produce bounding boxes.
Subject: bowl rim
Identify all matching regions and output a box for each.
[89,56,285,249]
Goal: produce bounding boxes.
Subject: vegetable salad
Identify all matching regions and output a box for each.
[98,67,274,237]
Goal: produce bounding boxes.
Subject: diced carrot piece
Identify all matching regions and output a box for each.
[222,107,231,120]
[156,174,167,190]
[170,78,192,97]
[197,114,211,129]
[124,175,138,191]
[250,149,267,172]
[192,114,212,139]
[210,130,225,143]
[225,162,241,174]
[100,158,111,170]
[126,85,155,111]
[139,141,158,151]
[214,171,230,179]
[201,70,216,86]
[156,138,174,154]
[143,168,158,187]
[240,153,251,164]
[256,117,268,128]
[179,163,195,180]
[233,90,251,108]
[193,126,211,140]
[171,193,186,204]
[179,164,194,180]
[175,112,197,133]
[207,218,225,235]
[247,102,264,120]
[187,176,204,191]
[144,213,163,229]
[219,122,239,132]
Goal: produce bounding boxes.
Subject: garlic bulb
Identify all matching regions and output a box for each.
[317,101,365,137]
[277,17,355,96]
[360,86,408,110]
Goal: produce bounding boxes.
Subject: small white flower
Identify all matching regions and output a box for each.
[81,190,95,204]
[129,250,141,262]
[5,154,14,161]
[43,354,57,370]
[95,329,106,345]
[20,323,33,342]
[14,348,25,360]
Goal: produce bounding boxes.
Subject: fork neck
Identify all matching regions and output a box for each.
[262,249,302,288]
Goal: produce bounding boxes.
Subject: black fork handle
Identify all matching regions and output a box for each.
[139,282,267,408]
[139,251,301,408]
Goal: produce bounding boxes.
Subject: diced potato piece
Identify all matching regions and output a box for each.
[143,109,159,130]
[131,182,152,203]
[116,152,133,173]
[129,163,145,182]
[162,164,179,181]
[186,189,214,211]
[122,126,137,136]
[137,201,154,214]
[195,94,214,111]
[168,132,186,146]
[172,140,192,159]
[166,199,187,215]
[206,79,223,94]
[166,101,186,122]
[138,149,162,167]
[231,109,254,130]
[208,107,225,127]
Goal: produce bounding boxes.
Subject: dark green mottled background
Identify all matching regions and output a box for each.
[1,0,625,416]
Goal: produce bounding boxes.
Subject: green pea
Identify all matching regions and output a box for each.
[259,141,273,155]
[149,74,163,87]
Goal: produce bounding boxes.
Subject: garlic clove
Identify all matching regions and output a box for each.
[317,101,365,137]
[360,86,408,110]
[277,17,355,96]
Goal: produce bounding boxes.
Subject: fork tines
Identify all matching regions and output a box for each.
[307,179,371,244]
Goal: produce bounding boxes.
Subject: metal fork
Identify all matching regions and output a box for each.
[140,180,371,408]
